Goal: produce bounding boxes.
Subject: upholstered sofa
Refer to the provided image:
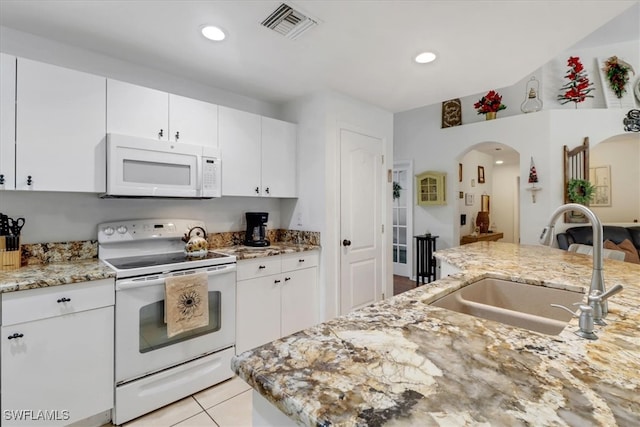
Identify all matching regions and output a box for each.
[557,225,640,263]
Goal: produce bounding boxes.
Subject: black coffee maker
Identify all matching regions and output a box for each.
[244,212,270,247]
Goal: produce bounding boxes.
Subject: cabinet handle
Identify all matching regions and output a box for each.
[298,259,305,263]
[175,131,180,141]
[158,129,164,138]
[8,333,23,340]
[265,187,270,194]
[27,175,33,187]
[255,187,260,194]
[284,277,291,281]
[258,265,266,269]
[57,297,71,303]
[0,174,4,185]
[274,279,281,284]
[342,239,352,247]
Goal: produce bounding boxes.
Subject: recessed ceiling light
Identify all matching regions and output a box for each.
[201,25,226,41]
[495,160,504,165]
[414,52,437,64]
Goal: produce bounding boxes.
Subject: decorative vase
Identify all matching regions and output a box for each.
[476,211,490,233]
[485,112,496,120]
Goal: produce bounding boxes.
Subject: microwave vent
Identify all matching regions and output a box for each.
[261,3,319,40]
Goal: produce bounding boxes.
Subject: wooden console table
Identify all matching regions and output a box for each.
[460,232,504,245]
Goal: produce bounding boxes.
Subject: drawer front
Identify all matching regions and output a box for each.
[2,279,114,325]
[282,250,319,272]
[236,256,281,281]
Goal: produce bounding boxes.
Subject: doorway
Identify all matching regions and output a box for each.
[339,128,384,314]
[392,161,413,277]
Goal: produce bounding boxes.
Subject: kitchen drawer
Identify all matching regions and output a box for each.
[237,256,281,281]
[282,250,319,272]
[2,279,114,325]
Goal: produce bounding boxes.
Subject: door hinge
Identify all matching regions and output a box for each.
[382,293,385,300]
[381,155,384,164]
[381,224,384,233]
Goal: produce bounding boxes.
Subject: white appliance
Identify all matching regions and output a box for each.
[104,134,221,198]
[98,219,236,425]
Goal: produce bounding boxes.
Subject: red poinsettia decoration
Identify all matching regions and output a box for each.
[557,56,594,105]
[474,90,507,115]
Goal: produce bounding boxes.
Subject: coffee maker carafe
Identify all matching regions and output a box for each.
[244,212,270,247]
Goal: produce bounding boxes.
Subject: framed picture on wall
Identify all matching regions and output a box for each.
[589,165,611,206]
[465,193,474,206]
[478,166,485,184]
[458,163,463,182]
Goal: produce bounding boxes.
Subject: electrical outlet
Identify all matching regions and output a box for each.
[296,212,303,226]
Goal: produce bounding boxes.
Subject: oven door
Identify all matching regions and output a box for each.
[115,263,236,383]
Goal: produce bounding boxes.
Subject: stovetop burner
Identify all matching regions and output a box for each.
[106,251,231,270]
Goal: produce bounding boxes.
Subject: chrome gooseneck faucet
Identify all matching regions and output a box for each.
[539,203,608,317]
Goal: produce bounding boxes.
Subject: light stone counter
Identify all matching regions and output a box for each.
[214,243,320,260]
[232,242,640,426]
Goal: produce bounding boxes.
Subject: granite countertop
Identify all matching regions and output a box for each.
[0,258,115,294]
[0,242,319,294]
[232,242,640,426]
[214,242,320,260]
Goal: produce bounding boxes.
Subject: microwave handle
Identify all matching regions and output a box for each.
[116,264,236,290]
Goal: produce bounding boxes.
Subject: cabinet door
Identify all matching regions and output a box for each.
[169,94,218,146]
[1,307,114,425]
[236,275,281,354]
[261,117,297,197]
[0,53,16,190]
[15,59,106,192]
[281,267,317,337]
[107,79,168,140]
[219,106,261,196]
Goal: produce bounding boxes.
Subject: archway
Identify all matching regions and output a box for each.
[455,142,521,245]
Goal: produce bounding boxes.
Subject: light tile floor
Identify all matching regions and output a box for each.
[108,376,253,427]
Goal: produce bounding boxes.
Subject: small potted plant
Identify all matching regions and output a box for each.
[474,90,507,120]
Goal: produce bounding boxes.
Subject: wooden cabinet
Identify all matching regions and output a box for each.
[416,171,446,206]
[219,106,297,197]
[107,79,218,146]
[0,53,16,190]
[15,58,106,192]
[236,251,318,354]
[1,279,114,426]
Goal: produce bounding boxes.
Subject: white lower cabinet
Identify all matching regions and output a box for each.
[236,251,318,354]
[1,279,114,426]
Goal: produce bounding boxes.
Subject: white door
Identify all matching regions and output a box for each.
[107,79,168,141]
[168,94,218,146]
[340,129,383,314]
[393,161,413,277]
[219,106,261,196]
[16,58,106,192]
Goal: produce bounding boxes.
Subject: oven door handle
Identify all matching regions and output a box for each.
[116,264,236,290]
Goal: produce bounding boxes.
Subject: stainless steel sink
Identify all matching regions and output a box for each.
[430,278,584,335]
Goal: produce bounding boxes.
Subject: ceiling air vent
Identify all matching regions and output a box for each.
[261,3,318,40]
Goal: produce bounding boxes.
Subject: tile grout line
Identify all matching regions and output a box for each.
[190,395,221,427]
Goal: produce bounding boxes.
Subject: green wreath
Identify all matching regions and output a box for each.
[567,179,595,204]
[393,181,402,200]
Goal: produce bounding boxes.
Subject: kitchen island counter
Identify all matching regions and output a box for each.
[232,242,639,426]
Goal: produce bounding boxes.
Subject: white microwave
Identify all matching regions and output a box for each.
[104,134,221,198]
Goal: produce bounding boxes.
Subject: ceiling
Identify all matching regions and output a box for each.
[0,1,638,113]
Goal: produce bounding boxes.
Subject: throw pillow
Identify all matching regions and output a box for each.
[604,239,640,264]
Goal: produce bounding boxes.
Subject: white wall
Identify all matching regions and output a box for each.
[282,91,393,322]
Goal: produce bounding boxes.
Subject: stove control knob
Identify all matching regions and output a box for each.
[117,226,128,234]
[103,227,115,236]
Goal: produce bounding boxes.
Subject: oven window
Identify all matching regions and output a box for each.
[139,291,221,353]
[123,159,191,185]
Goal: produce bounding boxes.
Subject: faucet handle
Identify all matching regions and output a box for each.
[551,304,598,340]
[587,284,623,326]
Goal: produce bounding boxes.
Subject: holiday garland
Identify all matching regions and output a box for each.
[567,179,595,205]
[602,56,635,99]
[557,56,594,105]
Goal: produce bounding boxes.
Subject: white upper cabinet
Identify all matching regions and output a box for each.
[0,53,16,190]
[219,106,297,197]
[15,58,106,192]
[107,79,218,146]
[261,116,297,198]
[219,106,262,196]
[169,94,218,146]
[107,79,168,141]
